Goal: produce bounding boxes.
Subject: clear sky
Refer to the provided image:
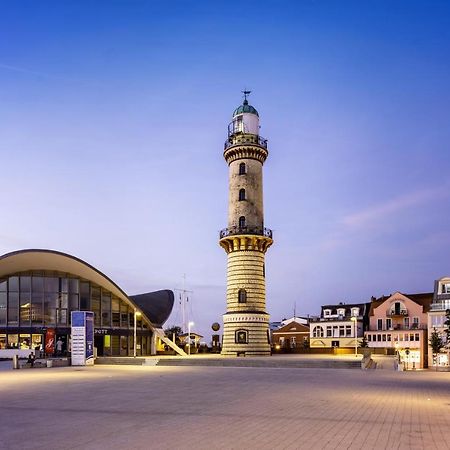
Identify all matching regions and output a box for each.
[1,1,449,340]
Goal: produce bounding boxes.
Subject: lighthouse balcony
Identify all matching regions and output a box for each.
[224,134,268,151]
[219,226,273,239]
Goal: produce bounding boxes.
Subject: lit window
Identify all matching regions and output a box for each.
[239,189,246,201]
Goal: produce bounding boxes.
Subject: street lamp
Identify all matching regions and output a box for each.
[133,309,142,358]
[351,316,358,357]
[188,321,194,356]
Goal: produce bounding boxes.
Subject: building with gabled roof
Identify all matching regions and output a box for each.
[272,318,310,352]
[365,291,433,369]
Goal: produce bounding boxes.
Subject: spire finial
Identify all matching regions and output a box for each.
[242,89,251,105]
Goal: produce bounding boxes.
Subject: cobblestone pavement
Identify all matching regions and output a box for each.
[0,365,449,450]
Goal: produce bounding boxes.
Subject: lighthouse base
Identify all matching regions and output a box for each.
[221,312,271,356]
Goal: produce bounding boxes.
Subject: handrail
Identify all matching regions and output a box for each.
[224,134,268,151]
[219,226,273,239]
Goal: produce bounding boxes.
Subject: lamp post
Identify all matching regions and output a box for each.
[188,321,194,356]
[133,310,142,358]
[351,316,358,357]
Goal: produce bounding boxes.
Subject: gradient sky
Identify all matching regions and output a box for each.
[1,1,449,340]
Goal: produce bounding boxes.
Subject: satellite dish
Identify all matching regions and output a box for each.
[211,322,220,332]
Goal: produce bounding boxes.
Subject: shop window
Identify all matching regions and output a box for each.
[69,294,79,311]
[101,290,111,327]
[69,278,79,294]
[0,294,5,325]
[8,292,19,325]
[7,334,18,349]
[0,334,6,349]
[44,277,58,293]
[20,276,31,292]
[31,276,44,292]
[9,277,19,292]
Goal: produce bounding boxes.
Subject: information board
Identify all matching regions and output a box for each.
[71,311,95,366]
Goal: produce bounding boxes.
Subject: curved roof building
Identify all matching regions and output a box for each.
[0,249,184,357]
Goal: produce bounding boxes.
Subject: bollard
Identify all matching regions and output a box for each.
[12,354,19,370]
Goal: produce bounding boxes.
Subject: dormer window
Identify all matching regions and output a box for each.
[337,308,345,317]
[442,283,450,294]
[324,309,331,317]
[351,307,359,317]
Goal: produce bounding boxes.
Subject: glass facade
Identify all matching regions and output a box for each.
[0,271,152,356]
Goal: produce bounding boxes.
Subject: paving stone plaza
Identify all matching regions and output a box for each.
[0,362,449,449]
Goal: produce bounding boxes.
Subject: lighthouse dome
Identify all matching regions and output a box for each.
[233,99,259,117]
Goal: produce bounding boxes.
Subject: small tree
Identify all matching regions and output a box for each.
[429,328,444,370]
[359,335,369,348]
[444,309,450,342]
[444,310,450,367]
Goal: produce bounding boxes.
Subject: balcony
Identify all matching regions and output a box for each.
[430,301,450,311]
[387,310,408,317]
[376,324,426,331]
[224,134,268,151]
[219,226,273,239]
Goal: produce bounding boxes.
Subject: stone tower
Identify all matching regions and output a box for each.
[219,92,273,356]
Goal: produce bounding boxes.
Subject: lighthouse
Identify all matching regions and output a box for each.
[219,92,273,356]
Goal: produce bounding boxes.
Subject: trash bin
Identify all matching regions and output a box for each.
[46,360,53,368]
[12,354,19,370]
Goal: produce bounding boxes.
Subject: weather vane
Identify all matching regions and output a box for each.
[242,89,251,102]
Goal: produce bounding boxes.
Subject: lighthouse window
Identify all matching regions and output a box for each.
[239,189,246,201]
[239,163,246,175]
[235,329,248,344]
[238,289,247,303]
[239,216,246,229]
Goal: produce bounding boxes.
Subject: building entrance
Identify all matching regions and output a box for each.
[94,335,104,356]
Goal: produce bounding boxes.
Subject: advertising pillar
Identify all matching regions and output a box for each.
[71,311,94,366]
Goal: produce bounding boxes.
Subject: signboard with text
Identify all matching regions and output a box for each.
[71,311,95,366]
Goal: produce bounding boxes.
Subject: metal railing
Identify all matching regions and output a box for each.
[224,134,268,151]
[375,324,426,331]
[386,310,408,317]
[430,301,450,311]
[219,226,273,239]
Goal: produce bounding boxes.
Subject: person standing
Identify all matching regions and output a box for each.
[56,338,63,356]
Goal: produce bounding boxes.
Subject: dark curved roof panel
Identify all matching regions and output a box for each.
[130,290,174,327]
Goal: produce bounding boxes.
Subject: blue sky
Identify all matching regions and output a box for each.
[1,1,449,339]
